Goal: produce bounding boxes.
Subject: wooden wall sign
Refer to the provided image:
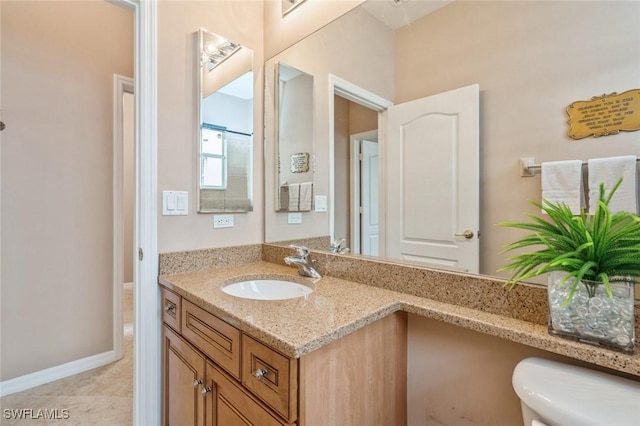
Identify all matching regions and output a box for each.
[566,89,640,139]
[290,152,310,173]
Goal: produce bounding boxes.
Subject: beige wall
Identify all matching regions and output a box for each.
[407,315,616,425]
[124,92,135,283]
[1,1,133,380]
[264,6,393,243]
[157,1,264,253]
[279,72,314,186]
[349,101,377,135]
[334,96,350,243]
[334,97,378,248]
[394,1,640,280]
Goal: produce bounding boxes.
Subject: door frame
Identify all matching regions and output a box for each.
[328,75,392,250]
[114,0,159,424]
[349,130,378,255]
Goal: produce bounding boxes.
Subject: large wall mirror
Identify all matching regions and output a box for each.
[263,1,640,282]
[276,62,315,212]
[197,28,254,213]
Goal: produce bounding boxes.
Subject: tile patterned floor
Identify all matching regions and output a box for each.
[1,286,133,425]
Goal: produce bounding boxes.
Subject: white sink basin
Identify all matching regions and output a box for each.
[221,279,313,300]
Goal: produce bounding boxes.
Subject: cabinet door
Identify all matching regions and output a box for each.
[163,325,206,426]
[204,361,288,426]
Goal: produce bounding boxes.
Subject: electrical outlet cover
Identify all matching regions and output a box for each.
[288,212,302,224]
[213,214,234,228]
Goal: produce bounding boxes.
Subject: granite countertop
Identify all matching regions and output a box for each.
[159,260,640,377]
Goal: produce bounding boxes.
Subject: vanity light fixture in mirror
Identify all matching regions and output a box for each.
[282,0,306,16]
[197,28,254,213]
[276,62,315,212]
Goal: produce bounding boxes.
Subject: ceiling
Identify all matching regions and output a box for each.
[361,0,453,30]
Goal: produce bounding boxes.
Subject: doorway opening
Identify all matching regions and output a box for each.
[349,130,379,256]
[328,75,393,256]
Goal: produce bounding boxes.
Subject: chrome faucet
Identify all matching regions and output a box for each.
[329,238,350,255]
[284,245,321,278]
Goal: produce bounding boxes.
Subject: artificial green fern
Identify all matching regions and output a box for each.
[498,178,640,301]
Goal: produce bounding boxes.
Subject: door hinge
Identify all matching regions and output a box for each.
[359,153,363,161]
[138,248,144,261]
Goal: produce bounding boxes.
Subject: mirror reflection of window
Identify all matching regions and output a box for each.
[200,127,226,189]
[197,28,254,213]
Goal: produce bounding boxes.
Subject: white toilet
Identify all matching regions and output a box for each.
[512,357,640,426]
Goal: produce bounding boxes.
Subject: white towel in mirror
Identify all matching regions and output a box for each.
[298,182,313,212]
[588,155,638,214]
[280,183,290,211]
[288,183,300,212]
[541,160,584,214]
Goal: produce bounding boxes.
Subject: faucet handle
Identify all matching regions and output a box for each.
[330,238,346,252]
[289,244,310,258]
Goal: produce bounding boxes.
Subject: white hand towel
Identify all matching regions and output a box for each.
[298,182,313,211]
[541,160,584,214]
[288,183,300,211]
[279,184,290,211]
[588,155,638,214]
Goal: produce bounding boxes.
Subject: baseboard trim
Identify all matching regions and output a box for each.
[0,350,116,397]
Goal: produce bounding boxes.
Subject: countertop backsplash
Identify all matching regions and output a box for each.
[159,243,640,362]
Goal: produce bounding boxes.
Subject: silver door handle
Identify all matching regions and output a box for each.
[455,230,474,239]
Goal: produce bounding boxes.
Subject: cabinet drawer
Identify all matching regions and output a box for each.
[161,287,181,332]
[241,334,297,422]
[206,362,289,426]
[182,299,241,379]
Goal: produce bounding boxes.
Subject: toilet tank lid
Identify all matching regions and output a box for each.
[512,357,640,426]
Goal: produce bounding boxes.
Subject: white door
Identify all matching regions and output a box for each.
[361,139,379,256]
[385,84,479,273]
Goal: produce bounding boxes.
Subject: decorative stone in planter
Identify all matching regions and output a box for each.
[499,179,640,354]
[547,272,635,353]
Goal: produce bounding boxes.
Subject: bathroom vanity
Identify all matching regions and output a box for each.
[159,246,640,425]
[160,277,406,425]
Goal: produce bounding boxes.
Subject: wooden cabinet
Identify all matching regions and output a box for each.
[299,310,407,425]
[163,323,285,426]
[241,334,297,422]
[162,325,206,426]
[161,287,181,332]
[182,300,241,380]
[205,361,287,426]
[161,286,407,426]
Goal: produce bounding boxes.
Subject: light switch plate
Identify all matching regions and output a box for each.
[213,214,234,229]
[315,195,327,212]
[162,191,188,216]
[288,212,302,224]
